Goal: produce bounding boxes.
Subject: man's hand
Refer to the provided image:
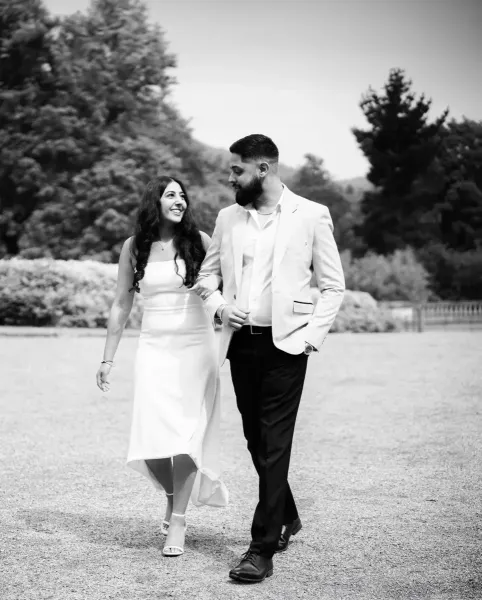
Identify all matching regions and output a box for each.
[220,305,249,330]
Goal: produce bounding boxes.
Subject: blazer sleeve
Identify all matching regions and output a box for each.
[198,231,222,292]
[197,211,228,322]
[303,207,345,349]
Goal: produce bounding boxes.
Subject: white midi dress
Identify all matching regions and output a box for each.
[126,259,228,507]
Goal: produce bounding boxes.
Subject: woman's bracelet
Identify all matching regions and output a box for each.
[101,360,114,366]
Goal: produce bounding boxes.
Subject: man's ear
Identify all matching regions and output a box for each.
[258,161,270,177]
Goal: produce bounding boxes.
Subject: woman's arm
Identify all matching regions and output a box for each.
[102,238,136,362]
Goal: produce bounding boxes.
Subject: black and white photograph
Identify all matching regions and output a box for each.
[1,0,481,598]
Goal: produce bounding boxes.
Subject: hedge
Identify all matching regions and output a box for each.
[0,259,143,328]
[0,259,400,332]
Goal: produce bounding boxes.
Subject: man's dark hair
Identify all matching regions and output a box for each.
[229,134,279,163]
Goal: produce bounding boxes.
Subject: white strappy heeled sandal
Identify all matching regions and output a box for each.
[162,513,186,557]
[161,493,173,536]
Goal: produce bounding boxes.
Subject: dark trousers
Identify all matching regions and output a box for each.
[228,326,308,558]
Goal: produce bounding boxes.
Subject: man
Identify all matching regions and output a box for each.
[194,134,345,583]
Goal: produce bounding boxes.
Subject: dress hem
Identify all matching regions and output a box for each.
[126,453,229,508]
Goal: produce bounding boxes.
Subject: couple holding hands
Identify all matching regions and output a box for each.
[96,134,345,583]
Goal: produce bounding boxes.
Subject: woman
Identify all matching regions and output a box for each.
[96,176,228,557]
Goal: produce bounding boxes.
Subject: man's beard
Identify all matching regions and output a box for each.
[234,176,263,207]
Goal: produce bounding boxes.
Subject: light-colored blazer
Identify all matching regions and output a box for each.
[200,186,345,365]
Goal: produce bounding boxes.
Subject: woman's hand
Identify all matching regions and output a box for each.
[192,281,214,300]
[96,362,112,393]
[192,274,221,300]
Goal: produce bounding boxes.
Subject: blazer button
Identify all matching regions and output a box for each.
[234,294,236,300]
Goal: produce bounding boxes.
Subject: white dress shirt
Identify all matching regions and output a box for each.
[237,188,285,326]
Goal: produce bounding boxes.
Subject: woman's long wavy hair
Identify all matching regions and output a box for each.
[129,176,205,293]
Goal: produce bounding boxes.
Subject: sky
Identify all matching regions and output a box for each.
[44,0,482,180]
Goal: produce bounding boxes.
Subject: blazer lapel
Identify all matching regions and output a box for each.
[273,188,298,276]
[231,207,247,289]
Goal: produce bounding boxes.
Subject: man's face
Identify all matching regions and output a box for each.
[228,154,263,206]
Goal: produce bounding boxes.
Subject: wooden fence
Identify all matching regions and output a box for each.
[381,301,482,332]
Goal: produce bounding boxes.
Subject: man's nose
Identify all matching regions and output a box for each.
[228,173,235,184]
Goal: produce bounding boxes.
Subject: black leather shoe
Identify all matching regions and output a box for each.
[229,550,274,583]
[276,517,302,553]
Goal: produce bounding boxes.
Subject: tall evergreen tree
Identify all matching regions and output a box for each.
[353,68,448,253]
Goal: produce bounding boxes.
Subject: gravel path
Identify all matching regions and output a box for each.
[1,331,481,599]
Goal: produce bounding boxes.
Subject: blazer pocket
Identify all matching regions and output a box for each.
[293,300,314,315]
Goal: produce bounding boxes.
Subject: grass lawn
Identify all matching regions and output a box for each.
[0,331,481,600]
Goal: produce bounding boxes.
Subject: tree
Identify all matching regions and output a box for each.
[435,119,482,251]
[406,118,482,253]
[353,68,448,253]
[18,0,190,260]
[0,0,229,261]
[0,0,61,256]
[402,117,482,299]
[418,242,482,300]
[290,154,363,252]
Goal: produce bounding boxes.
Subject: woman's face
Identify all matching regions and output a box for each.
[159,180,187,225]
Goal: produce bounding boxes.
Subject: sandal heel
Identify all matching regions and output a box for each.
[162,513,186,557]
